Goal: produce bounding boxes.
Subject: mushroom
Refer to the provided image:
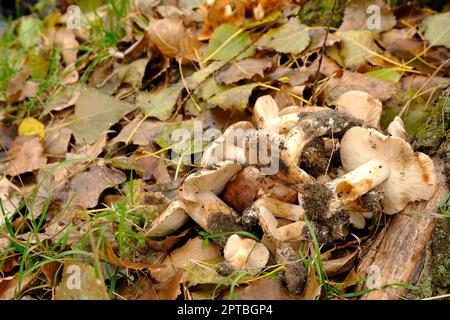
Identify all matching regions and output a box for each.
[277,109,362,187]
[181,161,246,246]
[147,200,190,237]
[222,166,297,212]
[216,234,269,276]
[337,126,436,214]
[201,121,254,167]
[387,116,408,140]
[335,90,382,129]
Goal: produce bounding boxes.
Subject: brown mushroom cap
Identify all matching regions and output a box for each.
[335,90,382,129]
[340,126,436,214]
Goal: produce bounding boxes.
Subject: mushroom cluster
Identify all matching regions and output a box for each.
[147,90,437,295]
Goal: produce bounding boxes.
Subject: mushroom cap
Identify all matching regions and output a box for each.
[387,116,408,141]
[335,90,382,129]
[201,121,254,167]
[147,200,190,236]
[253,95,279,129]
[340,126,436,214]
[182,161,242,202]
[223,234,269,271]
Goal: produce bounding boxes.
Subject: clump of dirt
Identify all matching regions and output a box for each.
[206,212,246,247]
[277,246,307,295]
[300,138,329,177]
[300,183,332,221]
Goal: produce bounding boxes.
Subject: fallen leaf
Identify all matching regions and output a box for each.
[195,77,229,101]
[0,136,47,176]
[420,12,450,48]
[41,262,61,285]
[43,120,72,156]
[215,57,273,84]
[221,278,301,300]
[0,177,21,226]
[257,18,310,54]
[0,273,36,300]
[339,0,396,33]
[205,24,255,61]
[137,82,183,121]
[365,68,401,83]
[19,81,39,100]
[67,164,126,208]
[133,144,171,183]
[54,262,109,300]
[55,29,79,66]
[327,70,399,101]
[45,86,80,113]
[208,83,258,111]
[71,88,136,145]
[6,70,30,104]
[322,250,358,277]
[17,17,43,50]
[337,30,379,69]
[18,117,45,139]
[147,15,201,61]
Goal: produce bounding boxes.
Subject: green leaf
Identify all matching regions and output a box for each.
[71,88,136,145]
[257,18,310,54]
[420,12,450,48]
[365,69,401,83]
[205,24,255,61]
[137,82,184,121]
[18,17,43,50]
[208,83,258,111]
[338,30,378,69]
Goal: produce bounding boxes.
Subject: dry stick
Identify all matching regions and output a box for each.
[311,0,338,105]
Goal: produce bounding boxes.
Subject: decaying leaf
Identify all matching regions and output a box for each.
[133,144,171,183]
[71,88,136,145]
[55,29,79,66]
[323,250,358,277]
[215,57,273,85]
[337,30,379,69]
[0,136,47,176]
[221,278,301,300]
[6,70,30,104]
[420,12,450,48]
[339,0,396,33]
[43,120,73,156]
[147,15,201,61]
[0,177,21,226]
[137,82,184,121]
[54,262,109,300]
[257,18,310,54]
[327,70,399,101]
[67,164,126,208]
[208,83,258,111]
[0,273,37,300]
[205,24,255,61]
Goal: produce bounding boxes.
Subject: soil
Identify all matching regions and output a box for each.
[277,246,307,295]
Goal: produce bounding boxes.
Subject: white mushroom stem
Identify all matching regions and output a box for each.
[275,221,307,242]
[330,158,390,203]
[252,198,304,221]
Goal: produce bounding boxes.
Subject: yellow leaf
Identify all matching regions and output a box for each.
[18,117,45,139]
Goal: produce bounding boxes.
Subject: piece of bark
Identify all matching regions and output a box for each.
[355,157,448,299]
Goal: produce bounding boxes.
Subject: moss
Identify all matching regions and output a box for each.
[412,90,450,154]
[298,0,345,28]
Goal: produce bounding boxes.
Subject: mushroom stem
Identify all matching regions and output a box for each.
[275,221,307,242]
[229,246,253,269]
[331,158,390,203]
[252,198,305,221]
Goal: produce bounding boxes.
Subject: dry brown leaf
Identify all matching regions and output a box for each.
[0,273,36,300]
[133,145,171,183]
[147,15,200,61]
[54,262,108,300]
[322,250,358,277]
[6,70,30,104]
[221,278,301,300]
[67,164,126,208]
[0,177,21,225]
[54,29,79,66]
[19,81,39,100]
[146,229,189,252]
[327,70,399,101]
[44,120,72,157]
[41,261,61,285]
[339,0,396,33]
[1,136,47,176]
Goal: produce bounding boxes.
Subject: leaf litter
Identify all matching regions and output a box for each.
[0,0,448,301]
